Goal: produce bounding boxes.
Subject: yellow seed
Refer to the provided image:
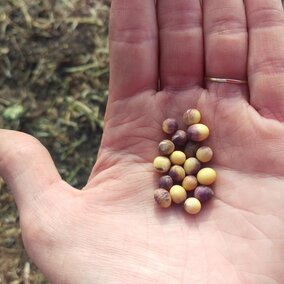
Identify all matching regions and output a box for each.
[182,175,198,191]
[153,156,171,173]
[170,185,187,204]
[154,189,172,208]
[183,157,201,175]
[197,167,217,185]
[170,151,186,165]
[187,124,209,142]
[183,109,201,125]
[196,146,213,163]
[184,197,201,215]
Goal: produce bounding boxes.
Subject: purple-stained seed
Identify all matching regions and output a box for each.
[159,175,173,191]
[183,157,201,175]
[172,130,188,146]
[187,124,209,142]
[154,188,172,208]
[183,109,201,125]
[159,139,175,156]
[169,165,186,182]
[162,118,178,135]
[194,186,214,202]
[184,141,199,158]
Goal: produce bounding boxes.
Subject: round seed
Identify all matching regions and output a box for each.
[170,151,186,165]
[172,130,188,146]
[182,175,198,191]
[183,109,201,125]
[162,118,178,135]
[170,185,187,204]
[154,189,172,208]
[184,197,201,215]
[197,167,217,185]
[187,124,209,142]
[196,146,213,163]
[169,165,186,182]
[159,175,173,191]
[153,156,171,173]
[194,186,214,202]
[183,157,201,175]
[159,140,175,156]
[184,142,199,158]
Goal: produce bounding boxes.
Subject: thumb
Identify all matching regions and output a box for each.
[0,130,67,212]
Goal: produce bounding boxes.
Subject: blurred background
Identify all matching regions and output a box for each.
[0,0,110,282]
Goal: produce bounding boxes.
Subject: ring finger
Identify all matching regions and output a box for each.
[204,0,248,95]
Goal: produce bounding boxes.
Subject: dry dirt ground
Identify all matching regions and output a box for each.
[0,0,110,282]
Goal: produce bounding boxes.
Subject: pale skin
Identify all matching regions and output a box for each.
[1,0,284,283]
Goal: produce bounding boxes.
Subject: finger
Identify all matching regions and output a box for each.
[157,0,204,90]
[204,0,248,91]
[244,0,284,119]
[109,0,158,99]
[0,130,67,212]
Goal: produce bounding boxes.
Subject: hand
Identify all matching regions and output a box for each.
[1,0,284,282]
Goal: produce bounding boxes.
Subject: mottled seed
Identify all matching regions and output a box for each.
[182,175,198,191]
[184,142,199,158]
[194,186,214,202]
[187,124,209,142]
[183,109,201,125]
[170,185,187,204]
[184,197,201,215]
[172,130,188,146]
[159,140,175,156]
[169,165,186,182]
[159,175,173,191]
[197,167,217,185]
[162,118,178,135]
[154,189,172,208]
[170,151,186,165]
[153,156,171,173]
[183,157,201,175]
[196,146,213,163]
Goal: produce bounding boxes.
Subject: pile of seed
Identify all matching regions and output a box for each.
[153,109,216,215]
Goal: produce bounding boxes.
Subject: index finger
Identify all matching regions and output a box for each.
[109,0,158,100]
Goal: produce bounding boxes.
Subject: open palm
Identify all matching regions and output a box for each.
[1,1,284,283]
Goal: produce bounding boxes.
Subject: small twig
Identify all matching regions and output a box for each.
[23,262,30,284]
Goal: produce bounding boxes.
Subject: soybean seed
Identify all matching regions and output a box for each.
[197,167,217,185]
[170,151,186,165]
[159,175,173,191]
[159,140,175,156]
[169,165,186,182]
[196,146,213,163]
[194,186,214,202]
[183,109,201,125]
[170,185,187,204]
[153,156,171,173]
[154,189,172,208]
[172,130,188,146]
[187,124,209,142]
[184,197,201,215]
[182,175,198,191]
[162,118,178,135]
[183,157,201,175]
[184,141,199,158]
